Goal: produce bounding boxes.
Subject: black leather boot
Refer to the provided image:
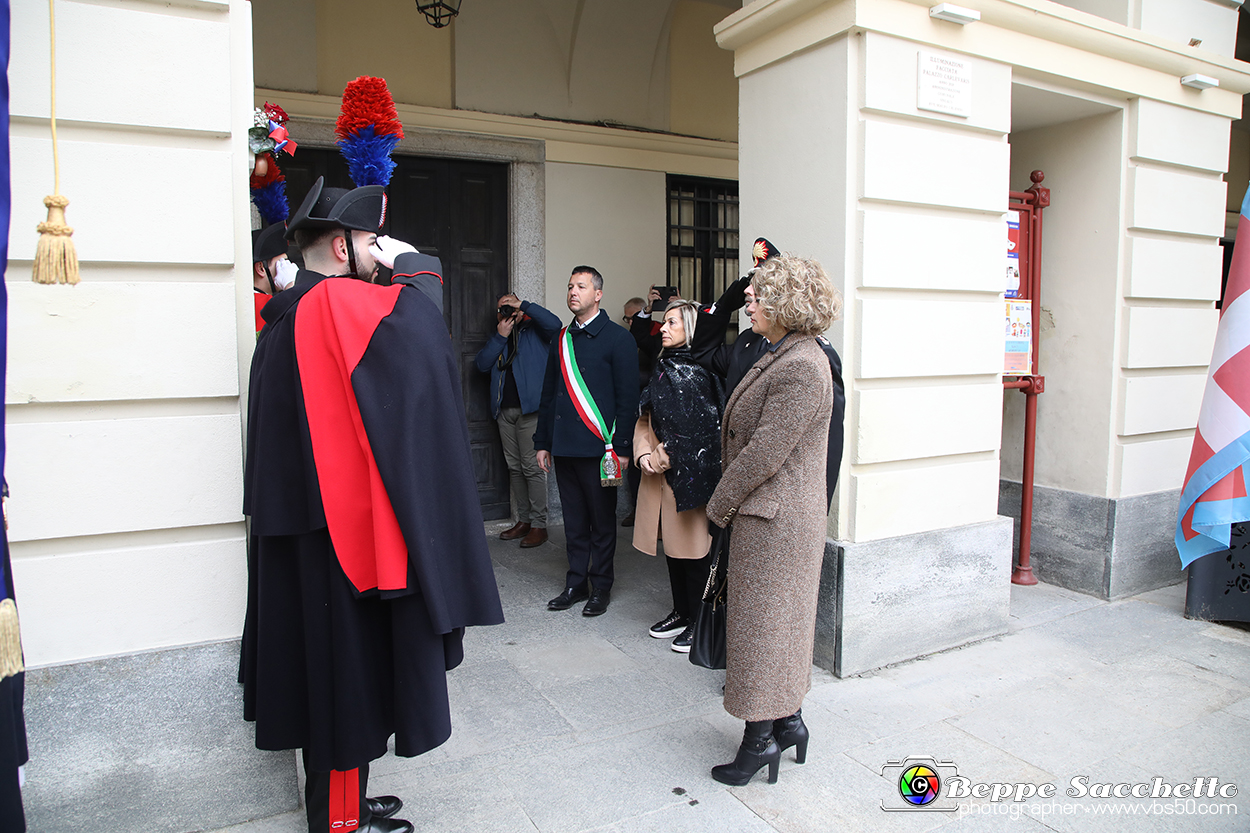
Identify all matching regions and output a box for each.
[773,709,809,764]
[711,720,780,786]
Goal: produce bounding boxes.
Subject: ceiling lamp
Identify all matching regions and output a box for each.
[415,0,462,28]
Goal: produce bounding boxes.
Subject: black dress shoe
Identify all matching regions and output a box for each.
[367,795,402,819]
[548,586,589,610]
[582,588,611,616]
[361,817,414,833]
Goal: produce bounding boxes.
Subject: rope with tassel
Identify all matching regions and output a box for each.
[0,499,22,680]
[32,0,79,285]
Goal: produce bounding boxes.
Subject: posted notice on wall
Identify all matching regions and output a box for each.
[1005,300,1032,375]
[917,50,972,118]
[1006,210,1021,298]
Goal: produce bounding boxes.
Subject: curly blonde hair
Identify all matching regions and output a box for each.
[751,254,842,335]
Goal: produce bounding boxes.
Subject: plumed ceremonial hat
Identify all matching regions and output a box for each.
[252,224,289,263]
[752,237,780,268]
[284,176,387,241]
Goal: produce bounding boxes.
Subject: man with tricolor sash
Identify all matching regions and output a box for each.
[536,266,640,617]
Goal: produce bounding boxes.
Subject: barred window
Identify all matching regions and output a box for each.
[667,175,739,306]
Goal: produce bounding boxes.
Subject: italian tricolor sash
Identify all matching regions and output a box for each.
[558,324,622,486]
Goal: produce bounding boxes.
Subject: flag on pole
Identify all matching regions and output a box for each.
[1176,188,1250,568]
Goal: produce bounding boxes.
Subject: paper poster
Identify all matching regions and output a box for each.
[1006,210,1021,298]
[1005,300,1032,375]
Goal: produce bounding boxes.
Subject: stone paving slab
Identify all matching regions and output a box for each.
[207,529,1250,833]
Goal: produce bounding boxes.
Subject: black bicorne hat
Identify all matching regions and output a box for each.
[285,176,387,241]
[252,224,289,263]
[752,237,779,267]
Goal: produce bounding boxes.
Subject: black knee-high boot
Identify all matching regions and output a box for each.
[711,720,781,786]
[773,709,809,764]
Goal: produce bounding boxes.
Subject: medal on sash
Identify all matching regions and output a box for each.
[558,325,622,487]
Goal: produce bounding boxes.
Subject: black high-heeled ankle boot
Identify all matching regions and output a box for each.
[772,710,809,764]
[711,720,781,786]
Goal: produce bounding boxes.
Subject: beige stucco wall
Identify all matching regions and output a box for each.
[671,0,740,141]
[1052,0,1239,59]
[254,0,740,143]
[544,163,668,324]
[316,0,453,108]
[7,0,255,665]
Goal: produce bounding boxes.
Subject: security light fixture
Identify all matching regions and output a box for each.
[1180,74,1219,90]
[415,0,462,28]
[929,3,981,24]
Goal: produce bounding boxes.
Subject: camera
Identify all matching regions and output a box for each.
[497,304,518,317]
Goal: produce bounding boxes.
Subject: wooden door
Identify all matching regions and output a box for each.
[276,150,512,520]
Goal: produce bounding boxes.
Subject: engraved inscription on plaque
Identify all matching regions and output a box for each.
[917,50,972,118]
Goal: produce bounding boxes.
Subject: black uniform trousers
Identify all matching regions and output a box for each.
[555,456,618,592]
[304,761,371,833]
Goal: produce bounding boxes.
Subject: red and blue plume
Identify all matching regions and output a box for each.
[335,76,405,187]
[250,153,289,226]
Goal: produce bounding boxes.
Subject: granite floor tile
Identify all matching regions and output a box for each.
[724,750,947,833]
[845,720,1056,801]
[805,672,961,743]
[948,674,1174,776]
[592,788,777,833]
[1027,600,1207,664]
[364,768,541,833]
[1007,582,1103,631]
[1156,622,1250,681]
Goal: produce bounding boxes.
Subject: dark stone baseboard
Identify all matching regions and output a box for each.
[998,481,1184,600]
[24,641,297,833]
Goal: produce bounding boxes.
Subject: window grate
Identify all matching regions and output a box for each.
[667,175,740,306]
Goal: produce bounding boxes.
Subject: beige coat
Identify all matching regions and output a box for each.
[632,413,713,559]
[706,334,832,722]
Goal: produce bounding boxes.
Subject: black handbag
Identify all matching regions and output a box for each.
[689,524,729,669]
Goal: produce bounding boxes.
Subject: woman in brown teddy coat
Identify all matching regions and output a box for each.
[705,254,842,786]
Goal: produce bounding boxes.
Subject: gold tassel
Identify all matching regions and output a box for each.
[33,194,79,285]
[0,599,24,680]
[33,0,80,286]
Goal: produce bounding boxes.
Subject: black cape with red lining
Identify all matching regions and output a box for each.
[240,253,504,772]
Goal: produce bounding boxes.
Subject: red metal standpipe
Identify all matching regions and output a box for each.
[1011,171,1049,585]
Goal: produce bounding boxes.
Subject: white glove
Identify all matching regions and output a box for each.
[369,235,418,270]
[272,258,299,291]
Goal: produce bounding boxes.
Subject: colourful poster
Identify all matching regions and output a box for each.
[1006,210,1021,298]
[1005,300,1032,375]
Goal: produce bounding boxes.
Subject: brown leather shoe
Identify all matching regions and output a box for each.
[519,527,548,548]
[499,521,531,541]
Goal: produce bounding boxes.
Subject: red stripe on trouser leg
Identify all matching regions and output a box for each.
[328,769,360,831]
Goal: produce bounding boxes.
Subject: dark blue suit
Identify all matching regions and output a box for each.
[535,309,639,591]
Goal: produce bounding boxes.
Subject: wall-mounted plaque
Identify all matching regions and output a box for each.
[917,50,972,118]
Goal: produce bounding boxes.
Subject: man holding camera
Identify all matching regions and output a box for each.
[475,292,562,548]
